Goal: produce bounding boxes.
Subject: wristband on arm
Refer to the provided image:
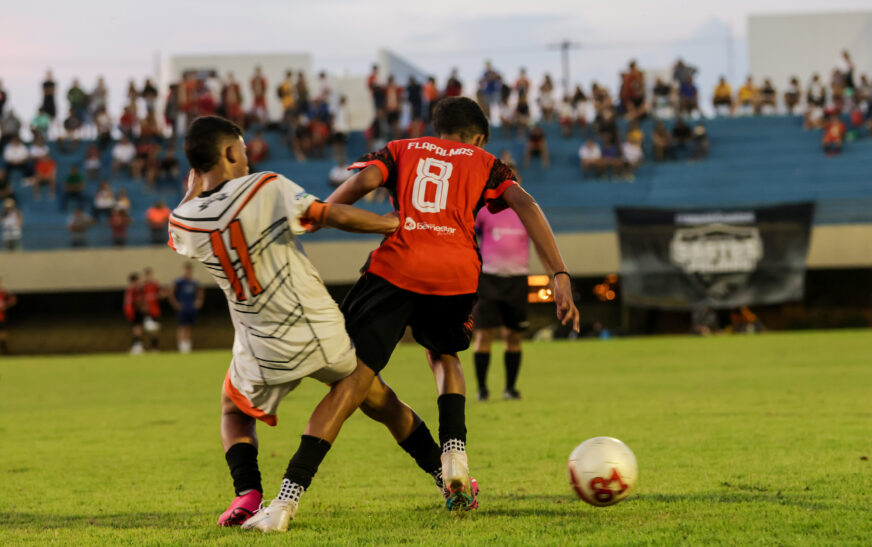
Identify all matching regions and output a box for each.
[553,271,571,281]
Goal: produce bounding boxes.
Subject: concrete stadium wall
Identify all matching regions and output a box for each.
[1,225,871,293]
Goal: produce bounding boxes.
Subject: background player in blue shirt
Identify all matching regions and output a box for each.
[169,262,204,353]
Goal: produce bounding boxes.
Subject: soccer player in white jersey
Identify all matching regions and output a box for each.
[171,116,452,532]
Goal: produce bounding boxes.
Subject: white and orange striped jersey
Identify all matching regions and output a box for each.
[169,172,356,396]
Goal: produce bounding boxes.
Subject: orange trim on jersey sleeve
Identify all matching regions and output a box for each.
[304,201,331,225]
[484,179,518,203]
[348,160,388,183]
[169,219,212,233]
[229,173,279,221]
[223,370,278,427]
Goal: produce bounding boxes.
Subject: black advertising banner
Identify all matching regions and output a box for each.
[615,203,815,310]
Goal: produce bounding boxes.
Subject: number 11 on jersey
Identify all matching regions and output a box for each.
[209,219,263,301]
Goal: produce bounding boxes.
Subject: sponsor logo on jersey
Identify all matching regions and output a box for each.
[403,217,456,235]
[492,226,527,241]
[197,192,228,211]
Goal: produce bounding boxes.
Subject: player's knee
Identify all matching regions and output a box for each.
[473,329,493,351]
[505,330,523,351]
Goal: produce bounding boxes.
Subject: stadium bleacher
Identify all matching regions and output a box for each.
[10,115,872,249]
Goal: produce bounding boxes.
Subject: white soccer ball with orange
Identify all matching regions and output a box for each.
[568,437,638,506]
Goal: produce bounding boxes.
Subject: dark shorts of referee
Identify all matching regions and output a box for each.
[341,273,476,374]
[472,273,529,332]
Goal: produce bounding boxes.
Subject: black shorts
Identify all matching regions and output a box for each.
[341,273,476,373]
[472,273,529,331]
[129,310,144,327]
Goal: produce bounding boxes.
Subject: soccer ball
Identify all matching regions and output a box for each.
[568,437,637,506]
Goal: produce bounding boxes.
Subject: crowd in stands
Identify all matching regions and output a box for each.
[1,48,870,249]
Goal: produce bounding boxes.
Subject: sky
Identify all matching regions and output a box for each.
[2,0,872,119]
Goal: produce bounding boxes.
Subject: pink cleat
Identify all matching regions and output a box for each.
[443,477,479,511]
[218,490,262,527]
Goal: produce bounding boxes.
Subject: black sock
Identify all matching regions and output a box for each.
[132,334,141,345]
[505,351,521,391]
[0,340,7,354]
[284,435,332,490]
[225,442,262,495]
[473,352,490,393]
[437,393,467,446]
[398,421,442,479]
[150,336,159,350]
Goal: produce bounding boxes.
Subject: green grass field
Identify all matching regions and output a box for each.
[2,331,871,545]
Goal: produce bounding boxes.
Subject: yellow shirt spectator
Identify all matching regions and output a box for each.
[714,82,732,101]
[737,82,757,105]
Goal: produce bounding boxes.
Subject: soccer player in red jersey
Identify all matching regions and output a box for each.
[279,97,580,510]
[0,276,17,355]
[123,273,146,354]
[141,267,165,351]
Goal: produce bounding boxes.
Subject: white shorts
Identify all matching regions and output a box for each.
[223,341,357,426]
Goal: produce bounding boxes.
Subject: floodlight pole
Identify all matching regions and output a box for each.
[548,40,582,97]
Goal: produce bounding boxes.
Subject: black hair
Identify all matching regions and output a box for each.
[432,97,490,144]
[184,116,244,173]
[128,273,139,283]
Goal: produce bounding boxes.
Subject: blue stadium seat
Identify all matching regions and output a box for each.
[7,115,872,249]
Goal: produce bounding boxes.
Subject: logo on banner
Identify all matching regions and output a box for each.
[669,223,764,299]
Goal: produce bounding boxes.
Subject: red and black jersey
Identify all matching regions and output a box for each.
[143,281,162,318]
[123,285,143,322]
[350,137,518,295]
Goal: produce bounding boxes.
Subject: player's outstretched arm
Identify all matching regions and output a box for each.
[325,165,384,205]
[502,184,580,332]
[316,202,399,234]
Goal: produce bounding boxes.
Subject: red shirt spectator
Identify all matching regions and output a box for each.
[822,117,846,144]
[250,67,267,108]
[247,131,270,163]
[197,89,217,116]
[444,70,463,97]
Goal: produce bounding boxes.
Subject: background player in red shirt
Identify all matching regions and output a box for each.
[0,276,17,355]
[142,267,165,352]
[123,273,145,354]
[283,97,580,511]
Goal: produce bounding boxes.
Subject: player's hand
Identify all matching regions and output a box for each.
[553,274,580,332]
[383,210,400,233]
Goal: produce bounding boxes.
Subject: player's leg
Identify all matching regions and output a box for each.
[472,275,506,401]
[503,328,523,399]
[0,326,8,354]
[501,276,529,400]
[130,319,144,354]
[146,316,160,351]
[425,350,477,509]
[359,375,445,491]
[248,274,415,532]
[472,328,495,400]
[218,388,264,526]
[413,291,478,509]
[244,361,376,532]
